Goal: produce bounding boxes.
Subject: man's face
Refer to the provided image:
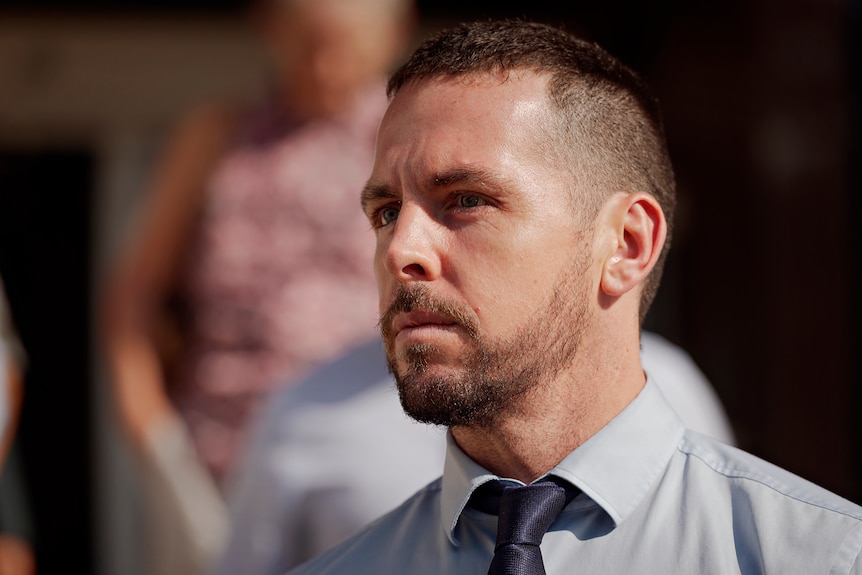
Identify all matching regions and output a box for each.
[362,72,598,427]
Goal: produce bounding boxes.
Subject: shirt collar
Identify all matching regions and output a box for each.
[440,378,685,546]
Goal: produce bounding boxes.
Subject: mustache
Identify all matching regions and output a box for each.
[380,285,479,341]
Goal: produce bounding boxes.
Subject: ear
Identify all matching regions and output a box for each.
[600,192,667,297]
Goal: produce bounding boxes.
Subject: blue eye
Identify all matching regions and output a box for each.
[379,206,400,226]
[459,195,481,208]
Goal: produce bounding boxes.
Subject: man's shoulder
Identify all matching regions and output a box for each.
[637,432,862,573]
[679,431,862,518]
[286,478,445,575]
[674,429,862,570]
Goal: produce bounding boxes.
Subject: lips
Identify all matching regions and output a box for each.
[380,285,479,346]
[392,310,459,337]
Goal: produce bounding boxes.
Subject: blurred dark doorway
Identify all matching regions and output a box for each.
[0,147,94,575]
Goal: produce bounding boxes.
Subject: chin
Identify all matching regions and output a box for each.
[391,355,452,381]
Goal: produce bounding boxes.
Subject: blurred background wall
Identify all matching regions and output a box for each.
[0,1,858,574]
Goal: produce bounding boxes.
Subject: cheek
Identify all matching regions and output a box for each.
[460,255,546,327]
[464,233,581,328]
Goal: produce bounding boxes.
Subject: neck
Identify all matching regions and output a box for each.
[450,336,645,483]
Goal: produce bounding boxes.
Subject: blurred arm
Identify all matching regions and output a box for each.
[0,533,35,575]
[0,364,23,476]
[100,103,236,449]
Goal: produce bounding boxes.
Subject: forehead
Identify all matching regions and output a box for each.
[395,71,550,123]
[374,71,552,181]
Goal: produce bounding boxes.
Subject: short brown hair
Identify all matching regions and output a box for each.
[387,20,676,323]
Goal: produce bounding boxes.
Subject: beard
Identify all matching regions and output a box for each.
[379,244,592,428]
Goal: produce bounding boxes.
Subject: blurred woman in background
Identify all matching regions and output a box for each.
[101,1,415,573]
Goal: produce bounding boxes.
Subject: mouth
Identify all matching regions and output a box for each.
[392,311,459,338]
[380,285,479,348]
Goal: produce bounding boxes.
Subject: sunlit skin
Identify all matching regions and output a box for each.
[364,73,582,371]
[362,71,661,481]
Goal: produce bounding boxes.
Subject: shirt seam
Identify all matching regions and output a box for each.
[680,437,862,522]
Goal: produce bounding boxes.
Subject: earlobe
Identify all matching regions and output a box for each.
[600,193,667,297]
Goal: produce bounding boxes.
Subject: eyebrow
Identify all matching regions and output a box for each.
[427,166,508,192]
[360,182,397,214]
[361,166,511,212]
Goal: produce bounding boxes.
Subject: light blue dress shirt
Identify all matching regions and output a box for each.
[287,380,862,574]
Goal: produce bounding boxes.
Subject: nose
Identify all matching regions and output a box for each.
[381,203,442,283]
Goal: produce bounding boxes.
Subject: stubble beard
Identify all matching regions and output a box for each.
[379,246,592,429]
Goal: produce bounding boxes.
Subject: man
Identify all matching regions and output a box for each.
[289,20,862,574]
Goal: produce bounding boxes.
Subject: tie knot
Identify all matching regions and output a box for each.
[472,479,578,575]
[496,482,569,547]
